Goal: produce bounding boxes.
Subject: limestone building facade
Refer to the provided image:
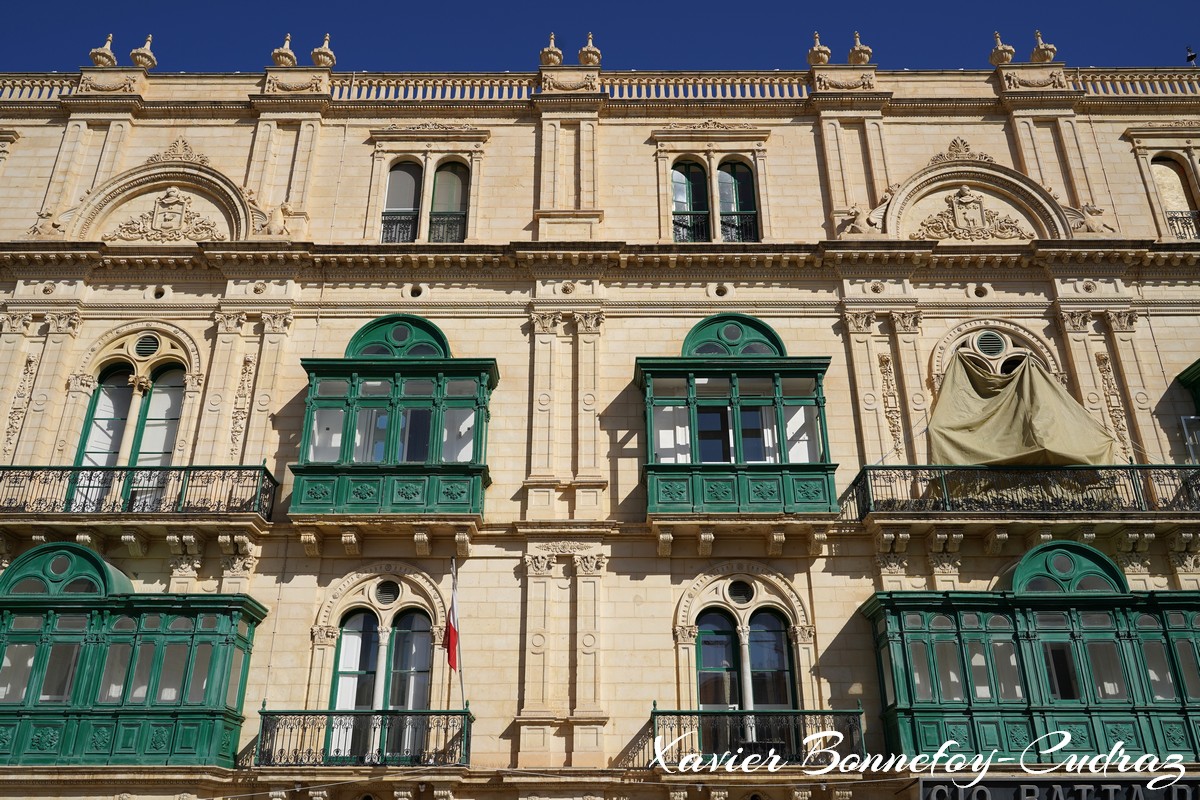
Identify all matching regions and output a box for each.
[0,27,1198,800]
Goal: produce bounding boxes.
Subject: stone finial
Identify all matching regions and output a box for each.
[847,31,872,65]
[539,33,563,66]
[272,33,297,67]
[90,34,117,67]
[807,31,831,66]
[578,32,601,66]
[311,33,336,68]
[1031,29,1057,63]
[989,31,1015,66]
[130,35,157,70]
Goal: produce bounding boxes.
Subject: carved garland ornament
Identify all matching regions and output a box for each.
[1095,352,1132,460]
[78,74,136,93]
[146,138,210,166]
[912,185,1035,241]
[3,354,38,458]
[927,137,996,166]
[103,187,226,243]
[541,73,598,92]
[265,74,325,93]
[1003,70,1067,90]
[813,72,875,91]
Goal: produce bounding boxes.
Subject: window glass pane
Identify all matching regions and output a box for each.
[694,342,728,355]
[360,380,391,397]
[988,615,1012,629]
[903,613,924,629]
[169,617,193,632]
[226,648,245,708]
[316,380,349,397]
[385,163,422,211]
[1137,614,1160,629]
[738,377,773,396]
[112,617,136,632]
[749,612,791,708]
[187,643,213,703]
[130,642,156,703]
[934,640,965,701]
[96,643,132,704]
[880,645,895,706]
[1169,612,1188,628]
[654,377,687,398]
[64,578,98,594]
[781,377,816,396]
[398,408,432,463]
[431,163,469,213]
[1036,612,1068,628]
[653,405,692,464]
[1143,640,1177,700]
[402,379,435,397]
[784,406,820,463]
[740,407,778,463]
[1044,642,1081,700]
[446,379,477,397]
[1076,575,1116,591]
[11,578,46,594]
[389,613,432,710]
[1087,641,1128,700]
[961,613,981,629]
[908,640,933,701]
[718,166,736,214]
[695,377,730,397]
[931,615,954,630]
[40,643,80,703]
[967,641,991,700]
[80,373,134,468]
[157,643,188,702]
[135,369,185,466]
[992,640,1024,700]
[1081,612,1113,628]
[353,407,390,463]
[143,615,161,631]
[441,407,476,463]
[1175,641,1200,698]
[697,408,732,463]
[11,615,41,631]
[360,344,391,356]
[0,644,35,704]
[55,615,87,631]
[308,408,345,462]
[336,613,379,710]
[198,615,218,631]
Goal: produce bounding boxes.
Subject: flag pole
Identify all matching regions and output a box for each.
[451,556,466,710]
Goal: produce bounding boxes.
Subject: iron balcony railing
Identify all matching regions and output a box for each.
[650,708,863,766]
[1166,210,1200,239]
[849,464,1200,520]
[672,212,710,243]
[429,212,467,243]
[381,211,418,243]
[720,211,759,242]
[256,709,472,767]
[0,466,277,517]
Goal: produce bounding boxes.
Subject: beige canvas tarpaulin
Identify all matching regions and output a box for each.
[928,351,1117,465]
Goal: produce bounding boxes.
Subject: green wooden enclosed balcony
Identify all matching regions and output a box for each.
[645,462,837,514]
[649,707,863,766]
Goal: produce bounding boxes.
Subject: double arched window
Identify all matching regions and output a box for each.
[671,160,759,243]
[1151,155,1199,239]
[379,161,470,244]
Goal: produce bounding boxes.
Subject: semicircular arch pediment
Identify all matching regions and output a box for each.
[885,158,1072,242]
[66,160,254,243]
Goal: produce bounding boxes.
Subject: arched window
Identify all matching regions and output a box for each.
[328,610,380,762]
[430,162,469,243]
[0,543,262,766]
[382,162,422,243]
[77,367,135,469]
[718,161,759,242]
[385,609,433,761]
[672,161,710,242]
[954,329,1040,376]
[1151,156,1198,239]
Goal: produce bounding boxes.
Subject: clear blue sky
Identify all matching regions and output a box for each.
[2,0,1197,73]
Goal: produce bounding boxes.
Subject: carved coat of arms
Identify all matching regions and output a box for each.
[103,187,226,243]
[911,184,1035,241]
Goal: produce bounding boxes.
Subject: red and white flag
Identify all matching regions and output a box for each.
[445,557,460,671]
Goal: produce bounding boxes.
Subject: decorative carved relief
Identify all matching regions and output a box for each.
[813,72,875,90]
[878,354,904,457]
[168,555,202,577]
[928,552,961,574]
[265,74,326,93]
[876,553,907,575]
[261,312,294,334]
[1116,552,1150,574]
[927,138,996,166]
[46,311,81,336]
[1105,310,1140,332]
[67,373,97,392]
[0,313,31,334]
[1059,310,1093,333]
[524,554,555,575]
[663,120,754,130]
[530,311,562,334]
[673,625,698,644]
[890,311,922,334]
[103,187,226,243]
[1004,70,1067,90]
[1065,204,1117,234]
[534,540,597,554]
[843,310,876,333]
[146,138,209,166]
[573,553,608,576]
[78,74,136,93]
[311,625,339,646]
[1095,352,1132,460]
[214,312,247,334]
[574,311,605,334]
[229,354,256,459]
[3,354,38,458]
[541,73,598,92]
[789,624,816,644]
[911,185,1035,241]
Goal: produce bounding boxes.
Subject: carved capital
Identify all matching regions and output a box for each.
[530,311,563,335]
[889,310,923,334]
[1058,309,1092,333]
[168,555,202,577]
[311,625,339,647]
[524,553,555,576]
[184,372,204,391]
[214,311,247,334]
[843,310,876,333]
[573,311,605,334]
[45,311,81,336]
[1116,552,1150,574]
[788,624,816,644]
[0,313,32,334]
[673,624,698,644]
[1104,310,1140,333]
[67,372,96,392]
[221,554,258,577]
[572,553,608,576]
[1170,552,1200,573]
[928,551,961,575]
[128,374,152,393]
[261,311,294,334]
[876,553,907,575]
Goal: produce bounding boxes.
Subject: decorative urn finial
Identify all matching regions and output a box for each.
[90,34,116,67]
[807,31,831,66]
[578,32,601,66]
[540,33,563,66]
[272,33,297,67]
[989,31,1015,66]
[130,35,157,70]
[847,31,872,65]
[311,33,336,68]
[1031,29,1057,63]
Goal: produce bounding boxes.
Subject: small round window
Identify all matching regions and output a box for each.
[134,335,160,358]
[1050,553,1073,576]
[728,580,755,604]
[376,580,401,605]
[47,555,71,577]
[721,324,743,343]
[389,324,412,344]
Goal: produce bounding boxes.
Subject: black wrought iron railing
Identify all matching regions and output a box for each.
[429,212,467,243]
[256,709,472,767]
[649,708,862,766]
[849,464,1200,519]
[672,212,710,242]
[1166,210,1200,239]
[720,211,759,242]
[0,466,277,517]
[381,211,418,243]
